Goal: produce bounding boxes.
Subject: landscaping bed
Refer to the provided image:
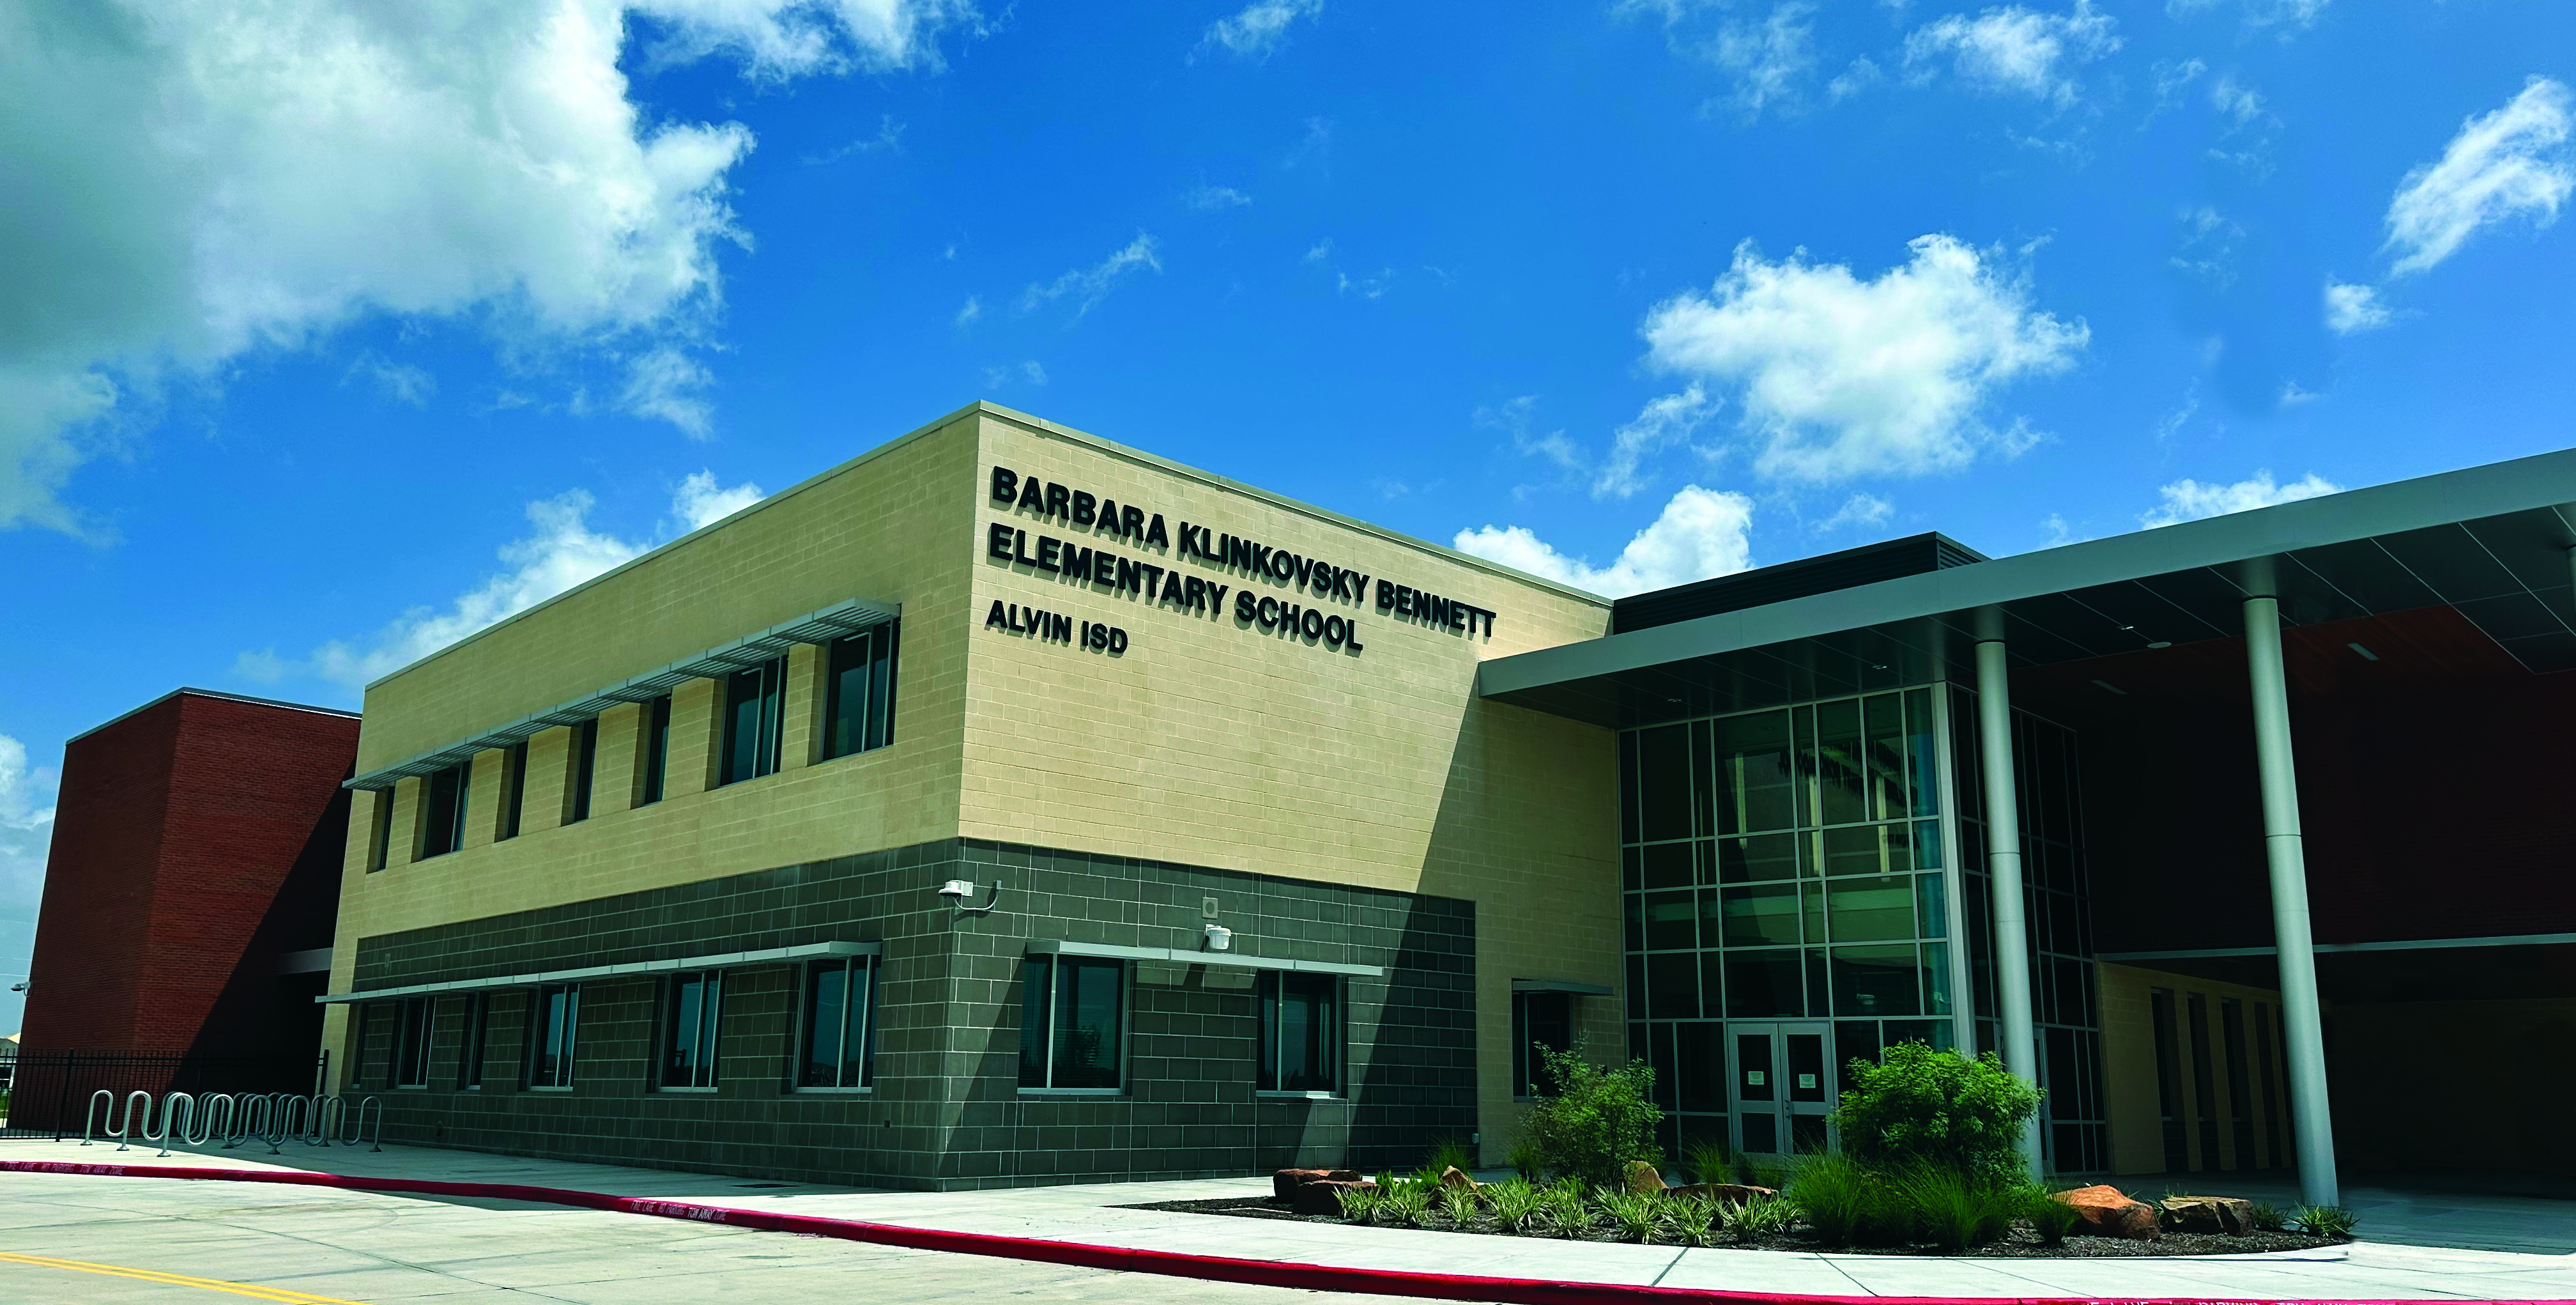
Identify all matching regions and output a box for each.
[1118,1193,2347,1258]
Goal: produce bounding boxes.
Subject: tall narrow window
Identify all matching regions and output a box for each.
[2221,997,2257,1166]
[659,971,723,1090]
[1017,956,1123,1091]
[458,993,489,1090]
[394,998,432,1088]
[639,695,672,805]
[822,623,900,761]
[368,788,395,871]
[798,957,877,1089]
[2187,993,2220,1170]
[2150,988,2188,1171]
[567,720,598,822]
[1259,971,1341,1094]
[500,742,528,840]
[1510,991,1574,1097]
[419,764,469,858]
[720,658,786,785]
[2256,1001,2283,1167]
[528,984,579,1089]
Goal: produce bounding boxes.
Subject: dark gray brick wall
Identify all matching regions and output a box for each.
[346,837,1475,1190]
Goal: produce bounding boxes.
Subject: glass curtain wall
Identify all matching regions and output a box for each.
[1618,683,2101,1171]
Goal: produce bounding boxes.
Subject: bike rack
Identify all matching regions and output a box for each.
[80,1090,124,1147]
[68,1085,391,1155]
[195,1093,234,1148]
[146,1092,195,1158]
[314,1094,346,1147]
[337,1096,384,1152]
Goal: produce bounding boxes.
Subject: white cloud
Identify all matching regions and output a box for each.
[1196,0,1322,61]
[1640,235,2087,483]
[0,0,967,535]
[2166,0,2329,36]
[2324,279,2392,334]
[1187,184,1254,211]
[1816,492,1895,532]
[2140,469,2340,527]
[2277,380,2320,406]
[619,346,717,438]
[672,468,765,529]
[2211,75,2264,126]
[954,295,982,327]
[1018,234,1162,316]
[1023,360,1049,385]
[345,353,437,406]
[1828,58,1885,102]
[0,732,56,1026]
[1902,1,2120,106]
[1712,4,1818,117]
[2384,77,2574,277]
[1479,396,1587,481]
[1336,268,1395,299]
[1303,240,1335,263]
[1595,385,1719,500]
[1453,484,1756,598]
[278,472,761,689]
[2170,205,2244,285]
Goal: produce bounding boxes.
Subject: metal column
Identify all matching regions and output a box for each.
[2242,591,2340,1208]
[1972,612,2044,1175]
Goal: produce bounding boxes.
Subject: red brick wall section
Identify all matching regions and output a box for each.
[21,692,359,1057]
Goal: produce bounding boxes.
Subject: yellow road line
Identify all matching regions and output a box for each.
[0,1250,373,1303]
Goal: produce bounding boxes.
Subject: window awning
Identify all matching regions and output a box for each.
[1511,977,1613,995]
[346,596,898,791]
[316,940,879,1004]
[1027,939,1383,978]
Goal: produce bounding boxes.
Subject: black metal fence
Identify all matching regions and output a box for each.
[0,1053,327,1139]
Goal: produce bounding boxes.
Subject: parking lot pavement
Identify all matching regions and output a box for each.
[0,1171,1474,1305]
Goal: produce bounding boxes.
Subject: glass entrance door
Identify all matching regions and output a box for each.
[1731,1023,1833,1156]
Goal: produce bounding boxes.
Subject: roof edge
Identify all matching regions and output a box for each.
[68,687,362,747]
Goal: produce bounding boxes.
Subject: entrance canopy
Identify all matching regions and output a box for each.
[1478,447,2576,729]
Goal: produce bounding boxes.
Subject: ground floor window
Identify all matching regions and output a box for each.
[1259,971,1340,1094]
[659,971,723,1090]
[1018,955,1122,1092]
[458,993,490,1090]
[528,984,579,1089]
[798,957,876,1090]
[1510,991,1573,1097]
[394,998,431,1088]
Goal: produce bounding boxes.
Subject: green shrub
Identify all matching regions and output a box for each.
[1784,1151,1890,1246]
[1425,1136,1476,1177]
[1521,1044,1664,1188]
[1536,1178,1593,1238]
[1437,1182,1482,1225]
[1507,1138,1544,1182]
[1486,1177,1544,1233]
[1377,1177,1434,1227]
[1595,1188,1663,1243]
[1334,1184,1381,1224]
[1831,1042,2042,1186]
[1896,1167,2016,1251]
[2019,1186,2084,1245]
[1682,1137,1734,1186]
[1662,1194,1719,1246]
[2247,1200,2285,1232]
[1725,1192,1799,1240]
[2293,1205,2358,1239]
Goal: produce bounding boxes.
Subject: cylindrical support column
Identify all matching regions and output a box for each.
[1973,634,2045,1175]
[2243,594,2338,1208]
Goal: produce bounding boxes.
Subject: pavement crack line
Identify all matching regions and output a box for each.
[1645,1245,1687,1287]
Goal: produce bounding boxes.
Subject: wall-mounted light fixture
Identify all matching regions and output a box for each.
[939,879,1000,916]
[1203,924,1233,952]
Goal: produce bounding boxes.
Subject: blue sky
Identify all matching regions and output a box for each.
[1,0,2571,1030]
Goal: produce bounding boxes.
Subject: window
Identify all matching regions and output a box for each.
[720,658,786,785]
[659,971,723,1090]
[797,957,877,1089]
[1017,956,1123,1092]
[822,624,900,761]
[1259,971,1340,1095]
[528,984,579,1089]
[367,789,394,871]
[394,998,432,1088]
[418,764,469,858]
[500,742,528,840]
[1511,991,1574,1097]
[567,720,598,822]
[458,993,489,1090]
[639,695,672,805]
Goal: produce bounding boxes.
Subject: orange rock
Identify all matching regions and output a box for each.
[1438,1166,1481,1192]
[1293,1178,1376,1216]
[1626,1160,1667,1194]
[2053,1184,2159,1240]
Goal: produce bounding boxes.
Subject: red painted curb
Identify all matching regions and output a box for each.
[0,1157,2532,1305]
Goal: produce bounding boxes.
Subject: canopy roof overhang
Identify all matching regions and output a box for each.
[1478,446,2576,730]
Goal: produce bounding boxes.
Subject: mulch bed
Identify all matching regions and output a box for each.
[1116,1196,2347,1258]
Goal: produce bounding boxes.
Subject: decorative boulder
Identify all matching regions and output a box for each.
[1625,1160,1667,1194]
[1438,1166,1481,1193]
[2053,1184,2160,1240]
[1668,1182,1778,1207]
[1271,1168,1360,1201]
[2158,1195,2256,1237]
[1293,1178,1376,1216]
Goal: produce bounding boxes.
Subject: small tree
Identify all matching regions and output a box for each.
[1830,1042,2040,1185]
[1521,1043,1663,1187]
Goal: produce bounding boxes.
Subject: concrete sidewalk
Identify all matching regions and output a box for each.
[5,1138,2573,1301]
